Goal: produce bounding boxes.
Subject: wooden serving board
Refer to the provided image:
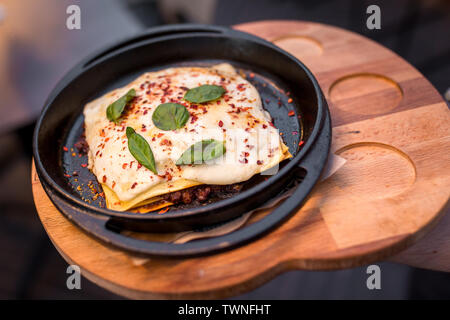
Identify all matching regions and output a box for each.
[31,21,450,299]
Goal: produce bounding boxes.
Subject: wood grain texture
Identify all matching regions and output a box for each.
[31,21,450,299]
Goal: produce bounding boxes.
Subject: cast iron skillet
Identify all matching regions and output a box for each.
[33,24,331,257]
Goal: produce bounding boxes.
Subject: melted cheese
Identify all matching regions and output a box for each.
[83,63,292,211]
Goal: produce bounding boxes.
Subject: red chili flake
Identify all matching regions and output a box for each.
[257,160,263,165]
[160,139,172,146]
[237,84,245,91]
[131,182,137,189]
[81,163,88,168]
[239,158,249,164]
[63,146,68,152]
[288,98,293,103]
[112,181,116,189]
[137,163,142,169]
[190,114,198,124]
[298,140,305,147]
[102,175,107,183]
[104,137,110,142]
[122,163,128,169]
[288,110,295,117]
[157,133,164,138]
[158,207,170,214]
[143,110,148,115]
[100,129,106,137]
[292,131,298,135]
[218,120,224,127]
[262,124,267,129]
[243,152,250,157]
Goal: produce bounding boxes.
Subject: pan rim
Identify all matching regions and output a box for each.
[33,24,326,221]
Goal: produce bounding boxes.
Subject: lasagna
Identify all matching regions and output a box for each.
[83,63,291,212]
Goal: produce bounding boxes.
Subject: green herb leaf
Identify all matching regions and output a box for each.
[126,127,157,174]
[184,85,225,103]
[176,139,226,165]
[106,89,136,123]
[152,103,190,131]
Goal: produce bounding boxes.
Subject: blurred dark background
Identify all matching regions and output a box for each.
[0,0,449,299]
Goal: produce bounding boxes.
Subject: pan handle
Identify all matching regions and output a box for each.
[46,107,331,258]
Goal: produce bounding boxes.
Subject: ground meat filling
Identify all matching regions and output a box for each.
[162,184,243,205]
[74,129,89,155]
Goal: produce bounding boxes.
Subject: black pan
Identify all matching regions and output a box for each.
[33,24,331,257]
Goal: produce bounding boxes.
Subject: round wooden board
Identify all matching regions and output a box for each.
[32,21,450,299]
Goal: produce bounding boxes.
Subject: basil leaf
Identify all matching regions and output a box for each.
[152,103,190,131]
[184,85,225,103]
[176,139,226,165]
[106,89,136,123]
[126,127,157,174]
[203,140,226,162]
